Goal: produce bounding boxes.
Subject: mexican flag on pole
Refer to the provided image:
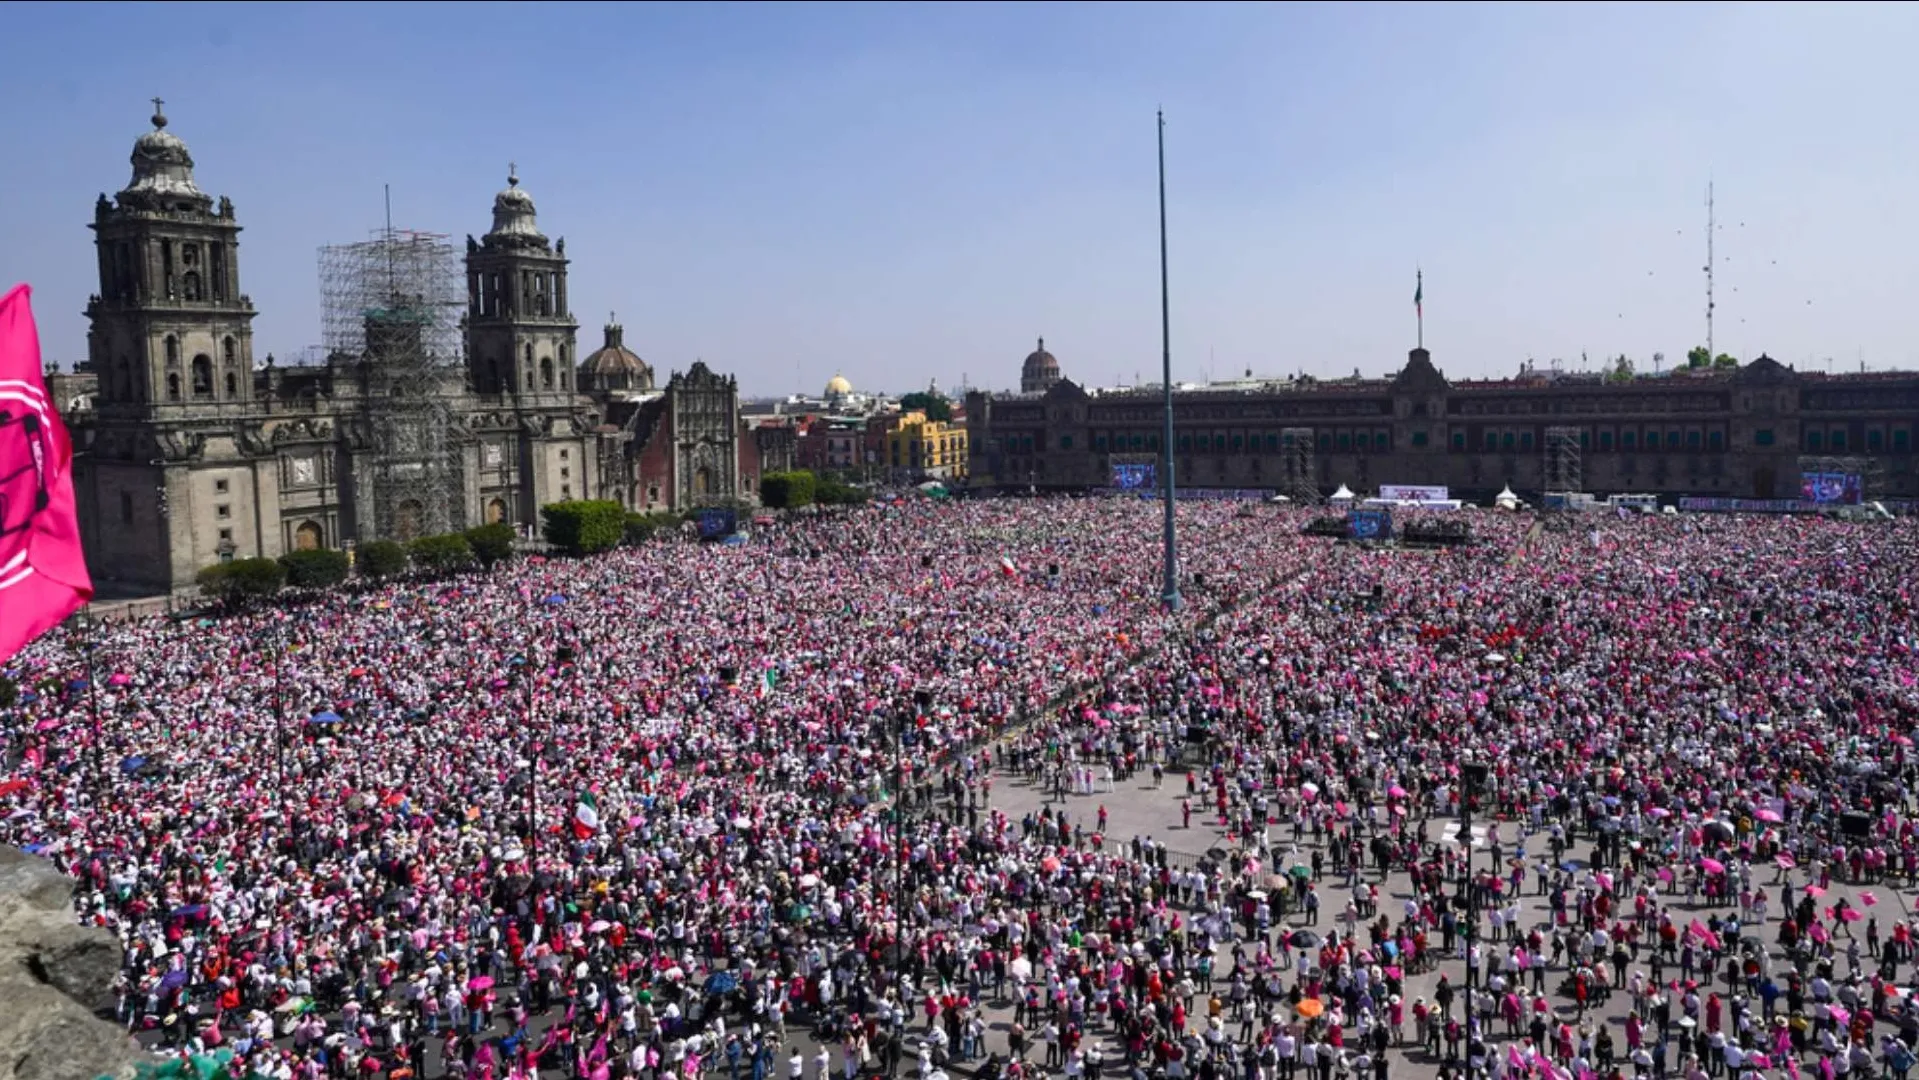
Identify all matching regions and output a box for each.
[758,665,778,699]
[572,791,601,839]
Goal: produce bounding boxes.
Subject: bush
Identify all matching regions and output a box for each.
[540,499,625,555]
[623,511,685,544]
[464,522,516,568]
[816,478,869,505]
[356,539,409,580]
[409,532,475,574]
[197,557,287,606]
[281,548,351,590]
[759,471,818,509]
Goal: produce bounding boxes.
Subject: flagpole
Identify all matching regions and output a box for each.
[1158,110,1181,613]
[1416,267,1424,351]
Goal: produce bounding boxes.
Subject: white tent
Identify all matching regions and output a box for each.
[1330,484,1356,503]
[1494,484,1521,510]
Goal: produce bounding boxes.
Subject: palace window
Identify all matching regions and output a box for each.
[1806,432,1823,451]
[1452,432,1466,451]
[1411,431,1428,447]
[1867,430,1883,451]
[1375,432,1389,451]
[1708,431,1724,450]
[1829,431,1846,451]
[1599,431,1613,451]
[1754,429,1775,447]
[1893,430,1910,451]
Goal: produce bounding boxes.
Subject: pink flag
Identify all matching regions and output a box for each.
[0,284,92,664]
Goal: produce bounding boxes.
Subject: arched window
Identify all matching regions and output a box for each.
[190,355,213,397]
[182,272,202,301]
[223,336,237,367]
[166,372,181,401]
[540,356,554,389]
[165,336,181,366]
[224,371,238,398]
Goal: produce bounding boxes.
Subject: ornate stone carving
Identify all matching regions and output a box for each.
[156,430,205,462]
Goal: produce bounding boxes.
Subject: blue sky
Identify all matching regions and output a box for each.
[3,1,1916,395]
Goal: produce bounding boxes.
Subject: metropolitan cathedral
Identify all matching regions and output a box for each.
[61,104,768,595]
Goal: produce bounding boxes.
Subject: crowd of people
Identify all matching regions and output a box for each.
[0,498,1915,1080]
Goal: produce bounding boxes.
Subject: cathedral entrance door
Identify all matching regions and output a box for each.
[694,467,713,496]
[395,499,424,542]
[294,521,323,551]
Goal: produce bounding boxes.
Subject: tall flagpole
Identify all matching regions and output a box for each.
[1416,267,1425,350]
[1158,110,1180,613]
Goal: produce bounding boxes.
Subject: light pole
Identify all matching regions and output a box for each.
[1459,760,1487,1006]
[1157,110,1181,612]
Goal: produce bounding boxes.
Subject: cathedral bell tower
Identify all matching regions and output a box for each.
[85,99,257,421]
[463,166,577,403]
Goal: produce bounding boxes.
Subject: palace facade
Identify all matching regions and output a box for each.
[964,345,1919,503]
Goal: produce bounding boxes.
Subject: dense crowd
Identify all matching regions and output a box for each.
[1,498,1915,1080]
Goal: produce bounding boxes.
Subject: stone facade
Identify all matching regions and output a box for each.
[966,345,1919,502]
[63,106,754,595]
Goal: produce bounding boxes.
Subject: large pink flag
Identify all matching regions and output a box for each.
[0,284,93,663]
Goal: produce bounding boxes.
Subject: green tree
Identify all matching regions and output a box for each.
[898,392,953,422]
[540,499,626,555]
[1606,354,1635,383]
[280,548,351,590]
[1687,346,1712,369]
[1712,353,1739,370]
[816,477,870,505]
[356,540,409,580]
[463,522,517,568]
[197,557,287,606]
[759,471,818,509]
[409,532,475,574]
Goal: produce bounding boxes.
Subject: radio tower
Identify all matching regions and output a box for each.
[1704,181,1715,361]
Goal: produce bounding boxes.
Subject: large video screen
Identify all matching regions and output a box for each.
[696,508,738,538]
[1111,462,1157,491]
[1800,472,1863,505]
[1347,508,1393,541]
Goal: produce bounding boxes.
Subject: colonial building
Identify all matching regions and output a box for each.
[965,343,1919,503]
[63,105,757,594]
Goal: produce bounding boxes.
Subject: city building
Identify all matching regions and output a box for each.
[964,343,1919,502]
[883,410,968,482]
[62,105,758,595]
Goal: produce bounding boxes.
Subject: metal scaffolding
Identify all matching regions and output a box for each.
[319,229,468,542]
[1279,428,1319,505]
[1543,426,1583,497]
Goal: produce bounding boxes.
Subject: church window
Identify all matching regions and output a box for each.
[210,245,226,301]
[224,371,238,398]
[161,240,175,298]
[166,336,181,366]
[540,357,554,389]
[166,372,181,402]
[191,355,214,397]
[223,337,237,367]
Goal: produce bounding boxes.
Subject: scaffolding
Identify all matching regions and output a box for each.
[1279,428,1319,505]
[1542,426,1583,498]
[319,229,468,543]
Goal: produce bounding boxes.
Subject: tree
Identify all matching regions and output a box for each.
[409,533,475,574]
[1606,354,1635,383]
[898,392,953,422]
[759,471,818,509]
[1687,346,1711,369]
[815,477,870,505]
[540,499,626,555]
[280,548,350,590]
[623,511,685,544]
[197,557,287,606]
[463,522,516,568]
[356,540,408,580]
[1713,353,1739,370]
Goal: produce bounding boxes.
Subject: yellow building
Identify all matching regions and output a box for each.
[885,410,969,481]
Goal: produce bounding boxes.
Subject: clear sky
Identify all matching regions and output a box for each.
[3,1,1916,396]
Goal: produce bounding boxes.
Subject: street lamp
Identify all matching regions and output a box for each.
[1459,759,1490,1002]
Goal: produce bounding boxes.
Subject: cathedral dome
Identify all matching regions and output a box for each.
[1020,337,1061,393]
[580,318,653,390]
[486,165,546,244]
[121,100,209,208]
[825,373,853,397]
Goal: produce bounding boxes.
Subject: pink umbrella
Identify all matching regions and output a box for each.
[1806,884,1827,897]
[1775,854,1796,869]
[1699,857,1726,875]
[1755,808,1783,823]
[1863,892,1880,907]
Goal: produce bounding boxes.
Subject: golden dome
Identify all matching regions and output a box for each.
[825,373,853,396]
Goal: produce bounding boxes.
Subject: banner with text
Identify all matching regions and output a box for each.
[1378,484,1450,504]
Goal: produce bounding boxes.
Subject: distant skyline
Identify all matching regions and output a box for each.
[3,1,1917,396]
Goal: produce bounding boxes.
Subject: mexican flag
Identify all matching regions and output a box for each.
[571,791,601,839]
[1413,271,1423,318]
[758,666,778,699]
